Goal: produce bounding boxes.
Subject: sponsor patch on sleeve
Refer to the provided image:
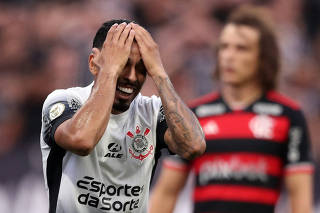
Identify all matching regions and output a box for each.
[49,103,66,121]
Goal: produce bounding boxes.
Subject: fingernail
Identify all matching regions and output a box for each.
[113,23,118,26]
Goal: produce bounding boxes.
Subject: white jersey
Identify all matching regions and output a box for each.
[40,83,169,213]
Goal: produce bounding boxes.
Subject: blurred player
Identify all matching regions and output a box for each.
[149,6,314,213]
[40,20,205,213]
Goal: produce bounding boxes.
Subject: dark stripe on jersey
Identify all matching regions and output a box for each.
[194,175,281,189]
[150,106,169,184]
[194,200,274,213]
[47,145,66,213]
[150,143,162,185]
[204,138,286,157]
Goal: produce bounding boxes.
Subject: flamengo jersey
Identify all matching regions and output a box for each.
[164,91,314,213]
[40,82,168,213]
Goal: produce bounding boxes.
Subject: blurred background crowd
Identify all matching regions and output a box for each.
[0,0,319,212]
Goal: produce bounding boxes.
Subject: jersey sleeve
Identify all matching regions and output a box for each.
[42,91,82,147]
[156,105,169,150]
[163,155,192,173]
[284,109,314,174]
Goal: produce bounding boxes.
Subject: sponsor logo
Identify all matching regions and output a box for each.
[127,126,153,161]
[67,98,81,111]
[249,115,274,139]
[158,106,166,122]
[76,176,143,212]
[288,127,302,162]
[49,103,65,121]
[253,103,283,116]
[199,157,268,185]
[108,143,122,152]
[195,104,226,117]
[104,143,123,159]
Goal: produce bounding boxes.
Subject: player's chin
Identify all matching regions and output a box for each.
[113,93,137,113]
[113,100,130,113]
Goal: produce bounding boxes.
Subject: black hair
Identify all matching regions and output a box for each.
[92,19,134,49]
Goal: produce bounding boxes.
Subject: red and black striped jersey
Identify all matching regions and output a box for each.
[164,91,314,213]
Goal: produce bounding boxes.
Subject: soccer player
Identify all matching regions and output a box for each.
[40,20,205,213]
[149,6,314,213]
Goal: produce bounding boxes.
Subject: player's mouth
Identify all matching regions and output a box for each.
[116,85,135,98]
[222,67,235,73]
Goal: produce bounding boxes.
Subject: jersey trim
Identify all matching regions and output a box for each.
[151,106,169,184]
[284,163,314,175]
[47,145,66,213]
[163,159,190,172]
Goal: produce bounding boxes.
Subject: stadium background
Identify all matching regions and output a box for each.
[0,0,319,212]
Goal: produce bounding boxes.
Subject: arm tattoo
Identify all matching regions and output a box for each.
[155,76,204,158]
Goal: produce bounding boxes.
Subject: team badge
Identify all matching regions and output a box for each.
[249,115,274,139]
[127,126,153,161]
[49,103,65,121]
[202,120,219,136]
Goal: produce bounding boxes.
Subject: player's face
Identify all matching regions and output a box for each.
[218,24,260,87]
[113,42,147,113]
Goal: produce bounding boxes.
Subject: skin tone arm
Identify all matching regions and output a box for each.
[285,173,313,213]
[149,166,189,213]
[54,23,135,156]
[132,24,206,160]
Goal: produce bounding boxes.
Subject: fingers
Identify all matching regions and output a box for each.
[125,29,135,49]
[119,23,133,45]
[105,23,118,44]
[132,23,154,44]
[112,22,127,43]
[105,22,134,48]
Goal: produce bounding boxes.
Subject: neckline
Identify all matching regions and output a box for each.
[110,108,130,119]
[219,92,266,113]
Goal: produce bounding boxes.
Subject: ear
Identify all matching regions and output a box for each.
[88,48,100,76]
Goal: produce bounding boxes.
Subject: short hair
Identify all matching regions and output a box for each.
[92,19,134,49]
[216,5,280,91]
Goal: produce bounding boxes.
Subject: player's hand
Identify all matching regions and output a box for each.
[132,23,167,78]
[92,22,135,77]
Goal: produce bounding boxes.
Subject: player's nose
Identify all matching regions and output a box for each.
[123,66,138,82]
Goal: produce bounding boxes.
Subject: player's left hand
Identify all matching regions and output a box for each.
[132,23,167,78]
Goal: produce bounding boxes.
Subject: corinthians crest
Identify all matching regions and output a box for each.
[127,126,153,161]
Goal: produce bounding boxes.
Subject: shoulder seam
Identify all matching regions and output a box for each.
[266,91,300,110]
[188,92,219,108]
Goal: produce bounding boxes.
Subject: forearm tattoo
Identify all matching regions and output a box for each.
[155,76,204,157]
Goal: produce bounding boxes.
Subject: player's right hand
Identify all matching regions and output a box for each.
[91,22,135,77]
